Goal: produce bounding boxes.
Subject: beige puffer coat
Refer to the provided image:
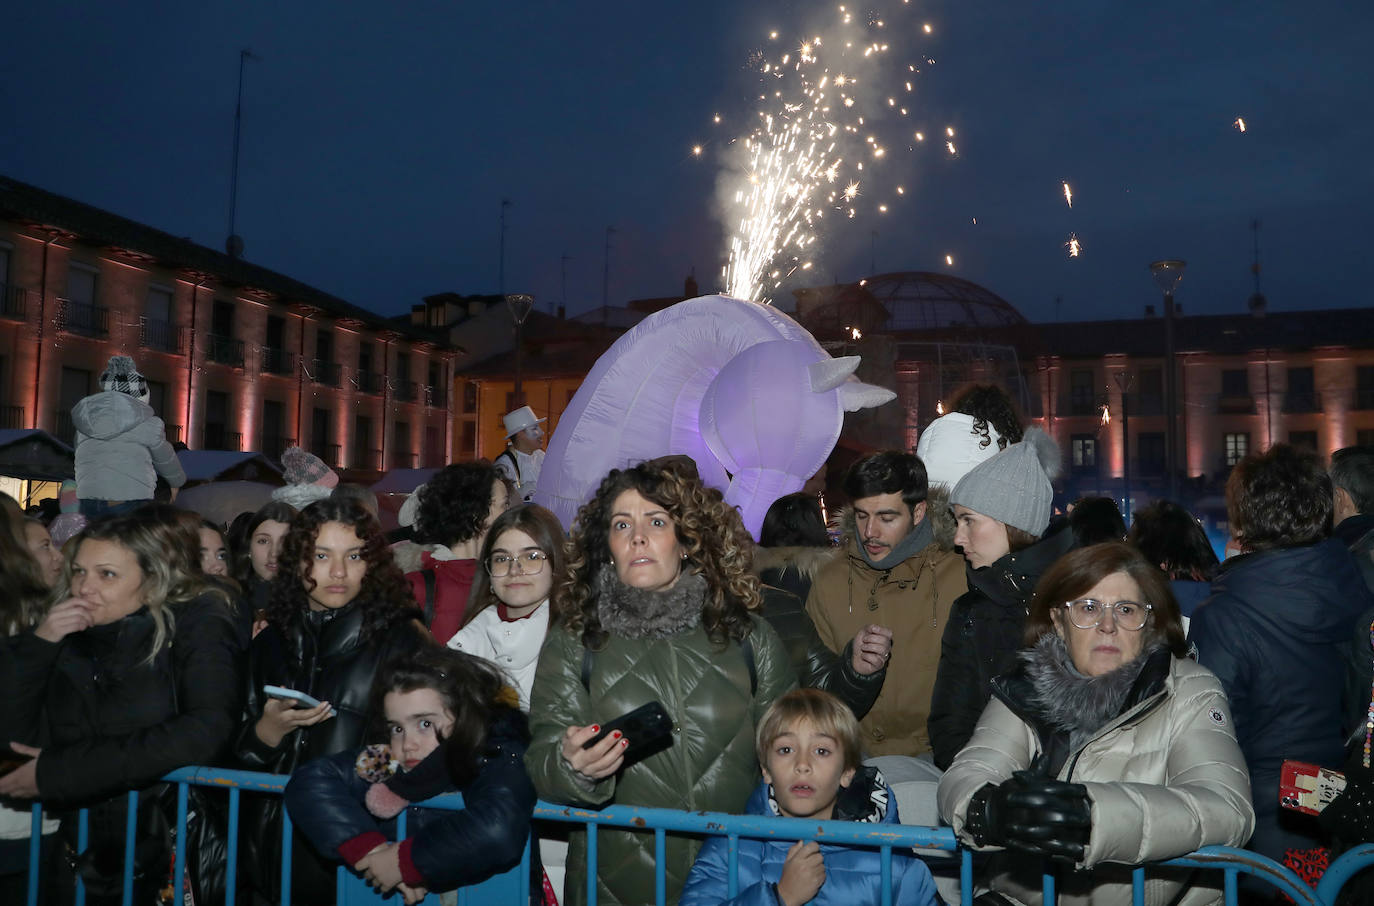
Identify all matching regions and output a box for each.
[937,654,1255,906]
[525,615,795,906]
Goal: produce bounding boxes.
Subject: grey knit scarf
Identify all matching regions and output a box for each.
[1020,632,1162,752]
[594,564,707,639]
[861,516,933,570]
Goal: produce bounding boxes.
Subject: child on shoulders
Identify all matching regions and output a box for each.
[680,688,939,906]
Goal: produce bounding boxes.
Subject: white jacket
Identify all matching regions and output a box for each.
[446,601,550,710]
[937,654,1255,906]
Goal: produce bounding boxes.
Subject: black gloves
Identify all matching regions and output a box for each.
[964,770,1092,861]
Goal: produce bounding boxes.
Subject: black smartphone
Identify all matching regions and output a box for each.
[583,700,674,766]
[0,745,34,778]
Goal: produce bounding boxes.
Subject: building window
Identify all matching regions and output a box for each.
[311,407,336,465]
[1138,432,1165,474]
[1136,368,1163,416]
[1289,430,1319,452]
[65,264,97,305]
[263,400,287,460]
[204,390,234,450]
[459,420,476,457]
[1284,367,1318,413]
[424,425,442,466]
[393,420,413,468]
[354,415,376,470]
[463,382,477,410]
[1070,434,1097,470]
[1357,367,1374,410]
[1069,369,1095,415]
[1224,432,1249,466]
[55,367,93,443]
[1221,369,1249,397]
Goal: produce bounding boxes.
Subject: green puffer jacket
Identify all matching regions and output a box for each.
[525,615,796,906]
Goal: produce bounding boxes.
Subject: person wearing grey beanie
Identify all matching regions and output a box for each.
[928,428,1079,769]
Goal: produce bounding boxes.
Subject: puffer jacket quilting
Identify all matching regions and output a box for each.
[525,615,796,906]
[72,390,185,500]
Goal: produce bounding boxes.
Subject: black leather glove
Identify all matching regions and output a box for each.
[964,771,1092,862]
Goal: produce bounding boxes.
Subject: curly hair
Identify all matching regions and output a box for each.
[267,498,420,642]
[414,462,504,547]
[949,383,1024,452]
[466,503,568,628]
[368,645,525,789]
[1227,443,1332,551]
[231,501,298,586]
[558,463,760,650]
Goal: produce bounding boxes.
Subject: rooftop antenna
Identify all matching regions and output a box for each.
[498,198,513,295]
[226,48,260,258]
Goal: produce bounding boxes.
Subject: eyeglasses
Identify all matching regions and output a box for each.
[486,551,548,577]
[1063,598,1153,631]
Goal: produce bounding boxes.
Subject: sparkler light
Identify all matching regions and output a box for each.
[1062,181,1073,208]
[715,4,927,303]
[1234,117,1246,132]
[1066,233,1082,257]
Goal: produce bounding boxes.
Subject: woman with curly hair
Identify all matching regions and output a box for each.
[395,461,510,644]
[525,461,795,906]
[234,498,429,905]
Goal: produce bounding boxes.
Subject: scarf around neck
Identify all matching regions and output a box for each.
[594,564,707,639]
[1020,632,1164,751]
[860,516,933,570]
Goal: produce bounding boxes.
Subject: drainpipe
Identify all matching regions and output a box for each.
[185,278,205,441]
[32,233,59,430]
[296,310,309,445]
[380,337,391,469]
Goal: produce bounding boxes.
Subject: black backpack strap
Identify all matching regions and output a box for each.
[581,646,594,693]
[741,634,757,697]
[421,568,437,627]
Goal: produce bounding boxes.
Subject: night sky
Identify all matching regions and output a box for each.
[3,0,1370,324]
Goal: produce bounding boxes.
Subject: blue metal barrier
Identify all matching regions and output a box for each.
[16,766,1374,905]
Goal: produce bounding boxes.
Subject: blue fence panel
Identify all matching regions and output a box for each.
[16,766,1374,906]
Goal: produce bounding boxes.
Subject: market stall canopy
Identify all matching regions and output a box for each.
[175,481,280,528]
[0,429,75,481]
[176,450,284,485]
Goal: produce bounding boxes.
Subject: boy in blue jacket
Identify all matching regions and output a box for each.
[681,688,938,906]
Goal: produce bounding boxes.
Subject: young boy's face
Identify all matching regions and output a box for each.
[385,688,455,771]
[761,718,856,821]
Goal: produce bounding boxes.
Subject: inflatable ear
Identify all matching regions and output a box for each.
[838,380,897,411]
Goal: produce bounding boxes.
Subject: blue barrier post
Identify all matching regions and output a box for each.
[26,803,41,906]
[121,790,138,906]
[172,782,189,901]
[75,806,88,906]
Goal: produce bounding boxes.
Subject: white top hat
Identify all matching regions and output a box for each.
[503,405,547,438]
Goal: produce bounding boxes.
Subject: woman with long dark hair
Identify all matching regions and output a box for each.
[234,498,428,905]
[525,462,795,905]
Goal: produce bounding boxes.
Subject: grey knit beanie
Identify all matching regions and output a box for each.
[949,428,1061,536]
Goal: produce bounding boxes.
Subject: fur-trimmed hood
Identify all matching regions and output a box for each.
[751,544,840,580]
[389,539,457,574]
[836,483,957,552]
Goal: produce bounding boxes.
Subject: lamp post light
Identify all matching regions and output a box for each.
[506,293,535,408]
[1149,259,1186,502]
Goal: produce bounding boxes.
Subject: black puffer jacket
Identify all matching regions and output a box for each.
[5,594,241,890]
[284,707,536,893]
[756,583,884,718]
[1190,538,1374,863]
[233,598,429,904]
[928,524,1075,769]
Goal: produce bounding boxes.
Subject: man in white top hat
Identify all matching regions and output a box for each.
[495,405,546,501]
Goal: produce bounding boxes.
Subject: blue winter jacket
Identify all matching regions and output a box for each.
[679,775,938,906]
[1189,538,1374,861]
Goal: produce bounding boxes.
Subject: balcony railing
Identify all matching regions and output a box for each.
[206,334,245,367]
[1282,390,1322,414]
[1067,393,1096,416]
[262,435,295,462]
[1,283,29,320]
[313,359,341,387]
[427,384,448,409]
[391,449,418,469]
[393,379,418,403]
[55,298,109,338]
[1133,393,1164,416]
[165,424,182,444]
[203,425,242,451]
[53,410,75,444]
[310,442,341,467]
[1,406,25,429]
[139,316,187,354]
[355,370,385,395]
[260,347,296,376]
[354,448,383,470]
[1216,394,1257,415]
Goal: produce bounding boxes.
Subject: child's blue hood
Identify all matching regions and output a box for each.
[745,765,899,827]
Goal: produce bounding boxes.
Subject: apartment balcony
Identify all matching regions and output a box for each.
[1216,395,1257,415]
[311,442,341,468]
[262,435,296,462]
[393,380,418,403]
[355,370,385,395]
[1282,390,1322,414]
[426,384,448,409]
[261,347,296,376]
[1,406,25,429]
[390,449,418,469]
[354,448,383,471]
[203,425,243,451]
[313,360,342,387]
[1,283,30,321]
[55,298,110,338]
[207,334,245,368]
[139,317,187,355]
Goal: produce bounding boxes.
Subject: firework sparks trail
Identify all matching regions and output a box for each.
[714,5,931,303]
[1234,117,1246,132]
[1062,181,1073,208]
[1066,233,1081,257]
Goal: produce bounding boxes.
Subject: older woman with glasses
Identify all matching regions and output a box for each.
[937,542,1254,906]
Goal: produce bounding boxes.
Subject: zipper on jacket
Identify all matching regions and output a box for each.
[1063,691,1169,781]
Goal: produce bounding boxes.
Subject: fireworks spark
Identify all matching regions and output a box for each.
[1062,181,1073,208]
[719,5,924,302]
[1066,233,1082,257]
[945,254,954,266]
[1234,117,1246,132]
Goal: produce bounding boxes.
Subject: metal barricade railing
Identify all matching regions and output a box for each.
[15,766,1374,906]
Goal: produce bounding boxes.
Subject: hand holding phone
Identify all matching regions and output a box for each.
[582,701,674,767]
[264,684,325,709]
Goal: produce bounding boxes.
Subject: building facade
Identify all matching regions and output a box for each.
[0,175,455,474]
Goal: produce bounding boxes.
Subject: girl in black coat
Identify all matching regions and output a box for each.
[0,510,242,905]
[285,646,538,904]
[234,498,429,904]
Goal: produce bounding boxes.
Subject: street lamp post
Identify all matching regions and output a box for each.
[1113,370,1134,521]
[506,293,534,408]
[1149,259,1186,502]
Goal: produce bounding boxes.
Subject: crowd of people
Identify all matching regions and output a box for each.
[0,365,1371,906]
